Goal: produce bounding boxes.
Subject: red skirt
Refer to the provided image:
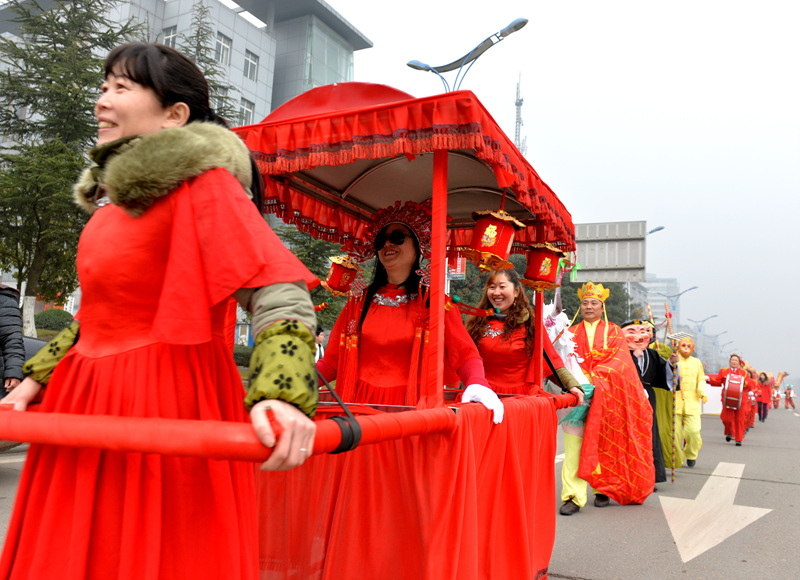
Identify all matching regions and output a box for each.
[0,340,258,580]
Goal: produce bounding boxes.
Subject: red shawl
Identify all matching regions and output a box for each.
[570,320,654,505]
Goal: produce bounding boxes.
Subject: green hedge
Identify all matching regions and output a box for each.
[233,345,253,368]
[34,309,74,331]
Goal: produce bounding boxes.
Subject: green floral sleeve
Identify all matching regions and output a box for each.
[23,321,80,385]
[243,319,318,418]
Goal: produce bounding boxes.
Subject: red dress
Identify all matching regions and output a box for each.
[476,319,571,395]
[0,170,317,580]
[317,285,487,405]
[706,368,754,443]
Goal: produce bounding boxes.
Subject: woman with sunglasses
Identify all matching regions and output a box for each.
[316,200,503,422]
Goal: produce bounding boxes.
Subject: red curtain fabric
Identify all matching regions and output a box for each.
[256,396,558,580]
[233,87,574,251]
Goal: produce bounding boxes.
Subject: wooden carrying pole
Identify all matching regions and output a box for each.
[664,301,678,482]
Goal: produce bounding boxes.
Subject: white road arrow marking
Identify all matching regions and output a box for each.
[660,462,771,563]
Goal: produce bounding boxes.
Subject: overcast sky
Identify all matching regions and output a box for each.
[328,0,799,377]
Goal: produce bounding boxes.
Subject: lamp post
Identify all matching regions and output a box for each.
[647,226,665,235]
[705,331,728,369]
[655,286,698,327]
[688,314,718,335]
[407,18,528,92]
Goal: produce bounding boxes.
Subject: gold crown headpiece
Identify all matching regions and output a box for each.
[348,200,433,262]
[577,281,610,303]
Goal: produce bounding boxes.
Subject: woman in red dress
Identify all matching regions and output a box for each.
[1,43,318,580]
[465,269,584,399]
[316,201,504,421]
[756,372,771,422]
[707,354,755,446]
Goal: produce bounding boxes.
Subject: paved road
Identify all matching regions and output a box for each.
[549,406,800,579]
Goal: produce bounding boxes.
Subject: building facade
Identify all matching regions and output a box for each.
[0,0,370,313]
[112,0,371,123]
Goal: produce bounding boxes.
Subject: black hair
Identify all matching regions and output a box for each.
[358,224,422,330]
[103,42,264,211]
[465,269,536,356]
[316,326,324,335]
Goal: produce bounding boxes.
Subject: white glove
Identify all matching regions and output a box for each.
[462,384,504,424]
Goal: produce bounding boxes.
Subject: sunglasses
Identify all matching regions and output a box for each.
[375,230,409,250]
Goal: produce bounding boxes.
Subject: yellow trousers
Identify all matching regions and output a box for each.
[675,412,702,461]
[561,433,589,506]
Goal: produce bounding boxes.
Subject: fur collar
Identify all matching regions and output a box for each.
[73,122,253,216]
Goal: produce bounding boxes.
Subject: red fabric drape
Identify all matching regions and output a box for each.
[256,396,558,580]
[233,87,575,251]
[571,321,654,505]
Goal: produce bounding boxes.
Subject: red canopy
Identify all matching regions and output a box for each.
[233,82,575,252]
[234,84,581,579]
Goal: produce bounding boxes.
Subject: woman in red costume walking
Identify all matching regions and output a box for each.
[465,269,584,400]
[756,372,771,422]
[316,201,503,421]
[707,354,755,446]
[1,43,319,580]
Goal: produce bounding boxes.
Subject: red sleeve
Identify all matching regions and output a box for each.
[316,298,353,384]
[525,330,567,384]
[152,169,319,344]
[706,368,728,386]
[444,306,489,387]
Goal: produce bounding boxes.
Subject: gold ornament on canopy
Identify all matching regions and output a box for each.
[321,255,361,296]
[520,242,565,291]
[461,209,525,271]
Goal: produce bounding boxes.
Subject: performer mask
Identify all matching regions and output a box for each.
[623,324,650,351]
[678,338,694,358]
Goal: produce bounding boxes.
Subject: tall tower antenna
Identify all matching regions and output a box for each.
[514,73,527,155]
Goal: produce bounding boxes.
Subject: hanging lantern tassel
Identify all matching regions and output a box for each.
[314,297,333,312]
[520,242,563,291]
[321,255,361,297]
[461,210,525,272]
[448,295,499,318]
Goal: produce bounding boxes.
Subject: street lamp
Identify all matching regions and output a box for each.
[647,226,665,235]
[706,331,728,349]
[688,314,718,334]
[655,286,699,317]
[720,341,734,350]
[407,18,528,92]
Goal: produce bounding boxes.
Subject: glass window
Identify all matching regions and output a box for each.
[304,18,354,90]
[212,86,228,112]
[214,32,232,66]
[239,98,255,126]
[244,50,259,81]
[162,26,177,49]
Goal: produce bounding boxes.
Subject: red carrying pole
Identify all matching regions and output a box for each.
[420,148,448,409]
[0,405,458,462]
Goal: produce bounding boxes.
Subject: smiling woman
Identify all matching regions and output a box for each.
[315,199,505,421]
[0,42,320,580]
[466,269,584,399]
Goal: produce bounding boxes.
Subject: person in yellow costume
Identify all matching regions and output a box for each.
[559,282,653,514]
[673,337,707,467]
